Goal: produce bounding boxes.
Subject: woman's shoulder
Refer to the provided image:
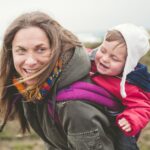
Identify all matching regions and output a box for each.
[57,46,91,90]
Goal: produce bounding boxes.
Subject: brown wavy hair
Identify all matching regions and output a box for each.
[0,11,81,133]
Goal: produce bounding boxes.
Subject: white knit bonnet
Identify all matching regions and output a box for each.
[107,23,150,98]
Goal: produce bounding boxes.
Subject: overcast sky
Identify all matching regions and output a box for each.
[0,0,150,38]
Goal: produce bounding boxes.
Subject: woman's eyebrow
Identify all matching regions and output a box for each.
[34,44,45,48]
[14,44,45,49]
[14,46,26,49]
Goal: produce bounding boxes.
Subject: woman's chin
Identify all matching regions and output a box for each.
[24,80,36,86]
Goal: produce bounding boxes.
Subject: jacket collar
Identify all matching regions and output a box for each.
[57,46,91,89]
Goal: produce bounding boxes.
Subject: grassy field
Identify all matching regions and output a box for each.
[138,123,150,150]
[0,120,150,150]
[0,120,45,150]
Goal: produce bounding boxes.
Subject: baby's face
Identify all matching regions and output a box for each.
[95,40,127,76]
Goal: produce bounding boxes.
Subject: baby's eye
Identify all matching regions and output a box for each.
[112,56,119,61]
[100,48,106,54]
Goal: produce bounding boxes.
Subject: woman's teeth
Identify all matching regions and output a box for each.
[25,69,38,74]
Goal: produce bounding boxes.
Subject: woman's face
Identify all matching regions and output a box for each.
[12,27,51,85]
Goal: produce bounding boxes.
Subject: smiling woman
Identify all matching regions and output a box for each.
[0,11,117,150]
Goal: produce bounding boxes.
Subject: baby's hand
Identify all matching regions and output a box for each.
[118,118,132,132]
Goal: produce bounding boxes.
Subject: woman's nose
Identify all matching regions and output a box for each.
[25,55,37,66]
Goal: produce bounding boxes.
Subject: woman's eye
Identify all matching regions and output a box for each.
[37,48,46,53]
[14,49,26,55]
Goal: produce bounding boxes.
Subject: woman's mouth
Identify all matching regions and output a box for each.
[23,69,39,76]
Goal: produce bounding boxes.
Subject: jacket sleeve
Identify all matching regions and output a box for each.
[116,87,150,136]
[92,75,150,136]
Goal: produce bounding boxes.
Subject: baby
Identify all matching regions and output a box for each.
[89,23,150,150]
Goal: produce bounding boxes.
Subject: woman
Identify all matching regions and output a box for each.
[0,11,117,149]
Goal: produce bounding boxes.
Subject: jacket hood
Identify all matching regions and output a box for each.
[57,46,91,89]
[110,23,150,97]
[127,63,150,92]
